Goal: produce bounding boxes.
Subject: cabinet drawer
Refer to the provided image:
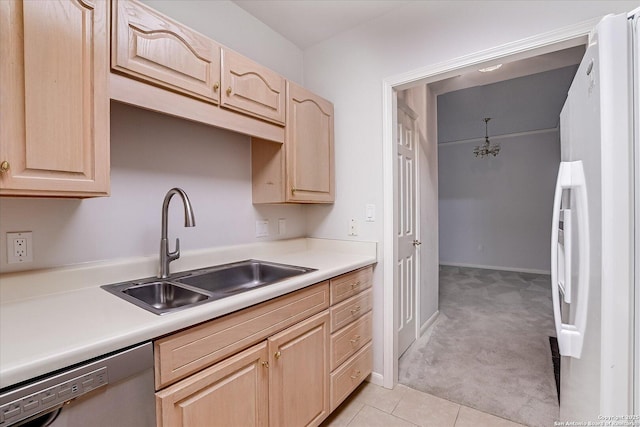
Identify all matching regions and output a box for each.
[155,281,329,389]
[330,343,372,411]
[330,288,372,333]
[330,311,372,371]
[112,0,221,104]
[330,266,372,305]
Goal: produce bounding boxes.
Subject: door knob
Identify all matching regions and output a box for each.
[412,240,422,246]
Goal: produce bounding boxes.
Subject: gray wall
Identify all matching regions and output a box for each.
[438,130,560,273]
[435,66,575,273]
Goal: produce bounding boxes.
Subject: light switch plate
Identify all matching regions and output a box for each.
[365,204,376,222]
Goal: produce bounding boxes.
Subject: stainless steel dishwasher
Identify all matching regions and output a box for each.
[0,342,155,427]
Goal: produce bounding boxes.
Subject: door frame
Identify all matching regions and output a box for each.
[381,17,601,388]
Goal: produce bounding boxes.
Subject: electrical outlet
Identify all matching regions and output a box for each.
[7,231,33,263]
[255,220,269,238]
[348,219,358,236]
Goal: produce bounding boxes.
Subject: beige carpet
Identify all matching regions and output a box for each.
[399,266,559,427]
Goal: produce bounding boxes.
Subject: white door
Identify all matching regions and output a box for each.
[552,12,634,420]
[396,101,419,356]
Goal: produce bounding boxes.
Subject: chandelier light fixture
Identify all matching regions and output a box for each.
[473,117,500,158]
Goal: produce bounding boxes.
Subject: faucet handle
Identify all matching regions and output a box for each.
[169,238,181,261]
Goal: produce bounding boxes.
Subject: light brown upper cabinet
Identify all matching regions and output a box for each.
[252,82,335,204]
[221,49,286,125]
[0,0,110,197]
[287,82,335,203]
[112,0,221,104]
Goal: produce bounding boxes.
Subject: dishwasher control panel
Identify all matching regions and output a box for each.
[0,367,108,426]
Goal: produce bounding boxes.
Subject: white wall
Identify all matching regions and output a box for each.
[0,103,307,273]
[0,1,307,273]
[302,0,637,379]
[438,130,560,273]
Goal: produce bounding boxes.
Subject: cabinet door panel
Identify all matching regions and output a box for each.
[269,311,330,427]
[112,0,220,103]
[286,82,334,203]
[156,342,268,427]
[222,49,285,124]
[0,0,109,196]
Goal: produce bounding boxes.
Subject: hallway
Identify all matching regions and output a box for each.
[398,266,558,426]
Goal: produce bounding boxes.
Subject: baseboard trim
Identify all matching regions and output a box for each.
[419,310,440,336]
[439,262,550,275]
[367,371,385,387]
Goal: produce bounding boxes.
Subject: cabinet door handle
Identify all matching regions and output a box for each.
[0,161,9,173]
[350,305,361,315]
[350,370,362,379]
[226,87,232,96]
[349,335,361,344]
[274,351,281,359]
[261,361,269,368]
[213,82,220,91]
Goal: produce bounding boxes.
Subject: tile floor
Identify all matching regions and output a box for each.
[321,382,527,427]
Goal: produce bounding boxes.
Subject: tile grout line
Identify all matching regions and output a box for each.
[344,402,367,427]
[452,405,461,427]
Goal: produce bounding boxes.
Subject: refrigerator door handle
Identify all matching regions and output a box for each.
[550,160,590,359]
[558,208,572,304]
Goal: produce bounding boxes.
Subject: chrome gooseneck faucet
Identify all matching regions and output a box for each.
[159,188,195,279]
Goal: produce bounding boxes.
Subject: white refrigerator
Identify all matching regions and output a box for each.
[551,10,637,421]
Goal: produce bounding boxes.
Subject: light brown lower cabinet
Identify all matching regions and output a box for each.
[156,342,269,427]
[154,266,373,427]
[156,312,329,427]
[268,311,330,427]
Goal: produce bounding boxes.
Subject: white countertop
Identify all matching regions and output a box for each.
[0,238,377,389]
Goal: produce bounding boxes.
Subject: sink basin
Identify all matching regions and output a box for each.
[102,260,316,315]
[176,260,316,296]
[103,281,211,315]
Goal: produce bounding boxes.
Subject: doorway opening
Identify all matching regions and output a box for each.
[383,18,597,426]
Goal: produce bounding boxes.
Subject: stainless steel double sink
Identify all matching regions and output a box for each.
[102,260,316,315]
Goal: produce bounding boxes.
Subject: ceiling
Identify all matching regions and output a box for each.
[436,65,579,144]
[429,45,586,96]
[232,0,411,49]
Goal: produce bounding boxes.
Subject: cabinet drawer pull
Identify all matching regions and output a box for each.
[274,351,281,359]
[350,305,361,315]
[349,335,361,344]
[262,361,269,368]
[351,281,361,289]
[213,82,220,91]
[350,370,362,379]
[226,87,232,96]
[0,161,9,173]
